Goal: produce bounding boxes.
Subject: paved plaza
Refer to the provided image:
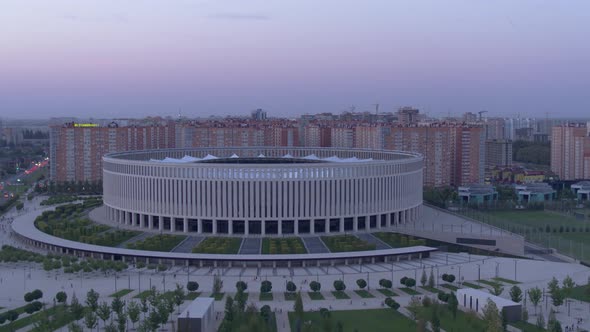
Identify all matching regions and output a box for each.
[1,198,590,331]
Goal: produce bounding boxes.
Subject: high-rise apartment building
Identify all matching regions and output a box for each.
[50,121,176,182]
[451,126,486,186]
[397,107,419,125]
[551,123,590,180]
[485,140,513,168]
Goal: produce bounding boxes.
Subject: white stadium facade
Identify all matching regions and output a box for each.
[102,147,424,237]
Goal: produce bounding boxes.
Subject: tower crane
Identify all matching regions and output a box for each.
[478,110,488,121]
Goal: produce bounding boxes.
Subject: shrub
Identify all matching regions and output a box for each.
[333,280,346,291]
[310,281,321,292]
[356,279,367,289]
[422,296,432,307]
[384,297,400,310]
[187,281,199,292]
[286,281,297,292]
[437,292,450,303]
[236,281,248,292]
[261,280,272,293]
[379,279,393,289]
[404,278,416,288]
[400,277,408,285]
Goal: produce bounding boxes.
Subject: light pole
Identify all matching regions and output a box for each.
[514,259,517,281]
[476,264,481,284]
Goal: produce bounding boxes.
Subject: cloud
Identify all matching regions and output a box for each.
[208,13,269,21]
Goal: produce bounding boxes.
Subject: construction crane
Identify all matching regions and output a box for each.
[478,110,488,121]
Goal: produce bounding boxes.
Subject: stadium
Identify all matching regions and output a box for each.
[102,147,424,237]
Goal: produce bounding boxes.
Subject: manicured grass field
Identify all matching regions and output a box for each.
[332,291,350,299]
[462,282,484,289]
[262,238,306,254]
[373,232,427,248]
[511,320,548,332]
[321,235,375,252]
[184,292,200,300]
[289,309,416,332]
[420,286,442,294]
[568,285,590,302]
[493,277,520,284]
[355,290,375,298]
[191,237,242,254]
[399,287,420,295]
[377,288,397,297]
[0,305,76,332]
[284,292,297,301]
[440,284,460,291]
[109,289,134,297]
[126,234,187,252]
[478,279,503,288]
[260,293,274,301]
[308,292,325,300]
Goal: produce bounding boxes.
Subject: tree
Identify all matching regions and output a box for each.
[224,296,235,327]
[509,285,523,303]
[404,278,416,288]
[70,293,84,320]
[187,281,199,292]
[448,292,458,319]
[379,279,392,289]
[86,289,99,312]
[236,280,248,292]
[127,301,141,329]
[116,312,127,332]
[97,301,112,328]
[356,279,367,289]
[236,287,247,313]
[111,296,125,316]
[104,323,118,332]
[286,281,297,292]
[333,280,346,291]
[489,283,504,296]
[384,297,400,310]
[260,305,272,324]
[482,299,503,332]
[547,309,562,332]
[213,275,223,294]
[431,306,441,332]
[310,281,321,292]
[536,312,545,330]
[420,269,428,287]
[407,297,421,321]
[173,283,185,313]
[528,287,542,315]
[548,278,564,309]
[84,312,98,332]
[68,322,83,332]
[6,310,19,324]
[428,268,435,288]
[261,280,272,293]
[562,275,575,299]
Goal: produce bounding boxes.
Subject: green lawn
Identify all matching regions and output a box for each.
[0,305,76,332]
[462,282,484,289]
[568,285,590,302]
[511,320,548,332]
[289,309,416,332]
[191,237,242,254]
[440,284,460,291]
[399,287,421,295]
[377,288,397,297]
[308,292,325,300]
[493,277,520,285]
[262,238,306,254]
[259,293,274,301]
[133,290,153,299]
[109,289,134,297]
[184,292,200,300]
[478,279,503,288]
[332,291,350,299]
[373,232,427,248]
[284,292,297,301]
[420,286,442,294]
[354,290,375,298]
[320,235,376,252]
[126,234,187,252]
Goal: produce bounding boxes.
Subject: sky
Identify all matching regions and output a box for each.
[1,0,589,119]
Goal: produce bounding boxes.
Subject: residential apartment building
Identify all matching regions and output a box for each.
[551,123,590,180]
[485,140,513,168]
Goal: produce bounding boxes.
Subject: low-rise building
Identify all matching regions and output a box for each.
[458,184,498,205]
[571,181,590,202]
[457,288,521,322]
[178,297,215,332]
[515,183,556,203]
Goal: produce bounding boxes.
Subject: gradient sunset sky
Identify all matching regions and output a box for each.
[1,0,589,119]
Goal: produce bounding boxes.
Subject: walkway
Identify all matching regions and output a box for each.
[302,237,330,253]
[116,232,152,248]
[356,233,391,250]
[171,236,204,253]
[239,238,261,254]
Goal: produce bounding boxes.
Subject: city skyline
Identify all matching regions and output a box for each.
[2,0,590,119]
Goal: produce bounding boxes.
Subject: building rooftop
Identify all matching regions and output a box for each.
[179,298,214,319]
[515,183,555,194]
[458,184,497,195]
